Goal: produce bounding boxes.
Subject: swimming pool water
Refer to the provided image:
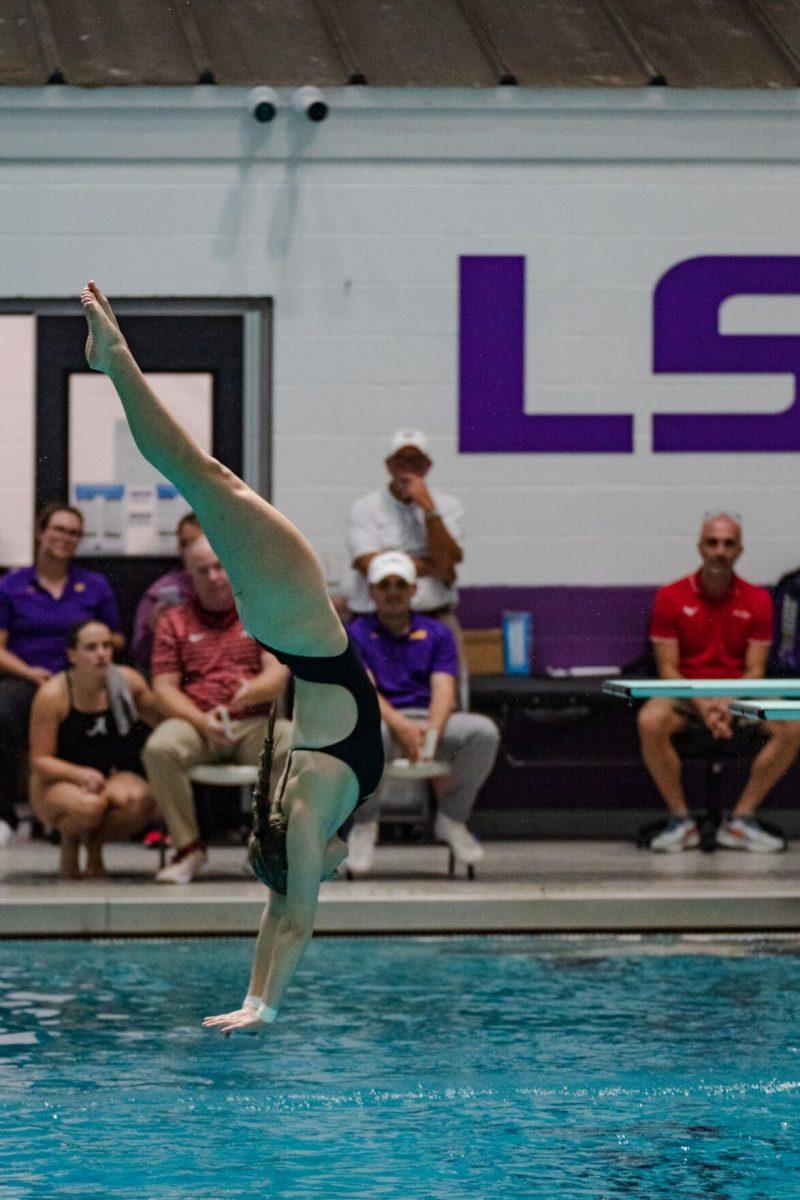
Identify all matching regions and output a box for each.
[1,934,799,1199]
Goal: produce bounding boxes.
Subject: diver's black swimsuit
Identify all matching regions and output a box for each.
[257,632,383,805]
[247,633,383,895]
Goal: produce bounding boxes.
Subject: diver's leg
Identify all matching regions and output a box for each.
[81,283,341,656]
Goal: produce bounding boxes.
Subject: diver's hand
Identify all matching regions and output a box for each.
[202,1005,250,1028]
[203,1007,269,1035]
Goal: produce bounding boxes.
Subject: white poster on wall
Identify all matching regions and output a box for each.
[0,315,35,568]
[68,372,213,556]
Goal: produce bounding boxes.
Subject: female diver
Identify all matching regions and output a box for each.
[80,281,383,1032]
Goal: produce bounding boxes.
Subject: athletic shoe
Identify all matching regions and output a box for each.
[0,819,14,849]
[716,814,785,853]
[154,847,207,884]
[434,812,485,865]
[650,816,700,853]
[345,821,378,875]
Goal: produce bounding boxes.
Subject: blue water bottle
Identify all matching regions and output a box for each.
[502,612,531,676]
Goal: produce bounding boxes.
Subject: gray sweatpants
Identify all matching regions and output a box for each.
[354,710,500,825]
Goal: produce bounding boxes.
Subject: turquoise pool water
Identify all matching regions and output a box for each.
[1,934,799,1199]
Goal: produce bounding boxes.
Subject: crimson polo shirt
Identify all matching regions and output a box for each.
[151,598,268,715]
[0,565,122,674]
[348,613,458,709]
[649,571,772,679]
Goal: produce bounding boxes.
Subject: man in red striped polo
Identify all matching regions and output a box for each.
[142,536,290,883]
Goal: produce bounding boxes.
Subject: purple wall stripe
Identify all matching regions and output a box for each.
[457,585,657,671]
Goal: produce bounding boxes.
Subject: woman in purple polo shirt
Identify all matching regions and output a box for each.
[0,502,123,843]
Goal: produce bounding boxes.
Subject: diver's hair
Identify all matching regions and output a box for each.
[251,705,277,836]
[247,704,289,893]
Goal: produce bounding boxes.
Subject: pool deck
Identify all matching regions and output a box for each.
[3,838,800,936]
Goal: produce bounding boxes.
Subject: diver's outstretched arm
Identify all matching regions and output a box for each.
[203,800,327,1034]
[201,897,283,1035]
[247,893,285,997]
[80,282,341,655]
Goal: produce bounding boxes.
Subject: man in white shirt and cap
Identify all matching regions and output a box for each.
[346,430,466,695]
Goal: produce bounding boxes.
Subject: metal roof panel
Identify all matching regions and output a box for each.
[0,0,799,89]
[189,0,347,86]
[0,1,49,84]
[466,0,651,87]
[332,0,497,86]
[614,0,800,87]
[42,0,198,85]
[755,0,800,76]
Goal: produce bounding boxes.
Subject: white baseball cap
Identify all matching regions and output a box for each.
[367,550,417,586]
[387,429,430,459]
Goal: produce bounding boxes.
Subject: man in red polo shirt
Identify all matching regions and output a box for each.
[639,513,800,853]
[142,536,290,883]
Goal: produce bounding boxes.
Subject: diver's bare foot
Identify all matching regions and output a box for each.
[80,281,127,373]
[59,838,81,879]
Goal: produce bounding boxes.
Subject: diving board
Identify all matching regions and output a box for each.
[729,700,800,722]
[603,679,800,700]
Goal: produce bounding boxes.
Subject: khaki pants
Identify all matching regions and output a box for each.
[142,714,290,851]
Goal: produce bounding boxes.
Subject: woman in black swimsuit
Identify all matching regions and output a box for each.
[29,619,159,878]
[81,282,383,1031]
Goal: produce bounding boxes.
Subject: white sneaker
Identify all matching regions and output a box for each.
[716,814,785,853]
[434,812,485,865]
[345,822,377,875]
[0,820,14,848]
[650,816,700,853]
[154,847,207,884]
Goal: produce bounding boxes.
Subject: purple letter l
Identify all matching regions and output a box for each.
[458,255,633,453]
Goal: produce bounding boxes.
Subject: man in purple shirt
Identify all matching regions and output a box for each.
[346,550,499,875]
[0,503,123,841]
[130,512,201,671]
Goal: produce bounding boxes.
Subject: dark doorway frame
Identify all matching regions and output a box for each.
[0,297,272,504]
[0,298,272,651]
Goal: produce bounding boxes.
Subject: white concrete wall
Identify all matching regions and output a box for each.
[1,90,800,585]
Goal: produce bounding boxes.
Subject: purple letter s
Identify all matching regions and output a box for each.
[653,255,800,452]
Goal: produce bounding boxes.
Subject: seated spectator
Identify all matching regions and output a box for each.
[345,551,499,875]
[0,503,124,847]
[639,513,800,853]
[769,559,800,676]
[142,535,290,885]
[130,511,202,671]
[346,429,469,705]
[29,620,158,878]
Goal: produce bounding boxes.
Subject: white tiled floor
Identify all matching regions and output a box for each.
[3,837,800,936]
